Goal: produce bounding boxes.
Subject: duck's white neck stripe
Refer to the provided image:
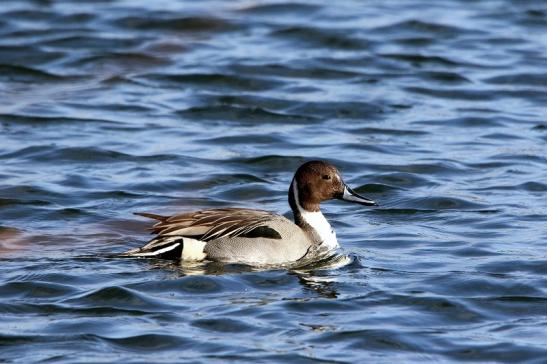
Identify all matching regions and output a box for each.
[292,180,339,250]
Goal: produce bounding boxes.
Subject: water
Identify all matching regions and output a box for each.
[1,0,546,362]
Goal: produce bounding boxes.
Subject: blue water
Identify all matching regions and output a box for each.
[1,0,546,362]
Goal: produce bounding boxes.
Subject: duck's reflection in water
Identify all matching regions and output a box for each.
[291,253,354,298]
[141,252,354,299]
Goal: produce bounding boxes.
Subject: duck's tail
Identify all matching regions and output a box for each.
[121,236,207,261]
[133,212,168,221]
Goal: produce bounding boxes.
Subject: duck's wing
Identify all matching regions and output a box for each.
[124,208,281,259]
[140,208,279,240]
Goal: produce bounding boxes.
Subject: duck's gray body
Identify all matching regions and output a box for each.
[204,214,312,264]
[124,161,377,265]
[124,208,324,265]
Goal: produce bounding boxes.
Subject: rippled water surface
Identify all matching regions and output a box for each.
[1,0,547,362]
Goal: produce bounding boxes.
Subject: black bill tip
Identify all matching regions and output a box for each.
[339,185,378,206]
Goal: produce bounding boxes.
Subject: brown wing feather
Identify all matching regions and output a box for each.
[135,208,279,241]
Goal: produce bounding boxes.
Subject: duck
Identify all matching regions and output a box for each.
[123,160,377,265]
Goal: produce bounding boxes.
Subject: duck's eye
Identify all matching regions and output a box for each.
[322,175,331,180]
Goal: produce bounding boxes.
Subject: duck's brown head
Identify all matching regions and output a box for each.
[288,160,377,213]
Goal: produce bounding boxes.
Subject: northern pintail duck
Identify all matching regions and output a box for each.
[124,161,377,265]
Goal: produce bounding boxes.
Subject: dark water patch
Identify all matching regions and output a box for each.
[3,25,69,38]
[0,64,65,82]
[201,94,297,111]
[452,246,500,257]
[13,272,98,286]
[473,181,547,192]
[230,62,362,80]
[371,208,436,215]
[114,15,239,33]
[62,285,173,312]
[0,333,42,346]
[497,89,547,104]
[178,105,316,124]
[465,161,514,170]
[231,155,306,174]
[407,196,486,210]
[3,145,179,164]
[352,126,429,136]
[406,86,498,100]
[54,11,96,24]
[413,116,506,128]
[372,19,481,37]
[127,179,198,194]
[61,100,155,114]
[192,317,256,333]
[142,40,188,55]
[359,292,487,323]
[374,172,438,188]
[66,52,169,70]
[0,185,65,200]
[3,9,56,21]
[356,183,402,194]
[375,161,468,175]
[83,190,148,200]
[102,333,193,351]
[381,53,462,67]
[526,9,546,17]
[488,152,546,164]
[442,341,547,363]
[518,181,547,192]
[0,281,77,299]
[241,271,297,289]
[0,114,119,125]
[199,133,287,145]
[0,45,65,66]
[272,26,370,50]
[477,260,547,276]
[0,197,52,207]
[481,132,524,141]
[337,142,402,155]
[43,35,141,50]
[0,301,154,317]
[471,295,547,319]
[314,328,426,354]
[417,71,471,83]
[289,101,383,119]
[6,146,126,163]
[480,36,526,46]
[423,274,542,297]
[239,2,321,15]
[176,276,224,294]
[49,207,97,219]
[124,273,248,295]
[394,36,436,47]
[214,184,272,201]
[454,106,500,114]
[143,72,284,91]
[182,173,270,190]
[484,72,547,86]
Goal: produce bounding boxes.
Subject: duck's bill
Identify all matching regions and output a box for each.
[340,185,378,206]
